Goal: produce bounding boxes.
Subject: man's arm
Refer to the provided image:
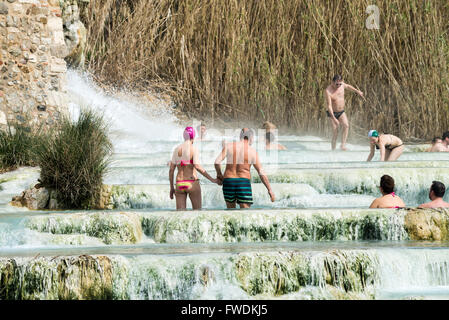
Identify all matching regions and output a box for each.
[345,83,364,98]
[253,152,275,202]
[214,145,227,182]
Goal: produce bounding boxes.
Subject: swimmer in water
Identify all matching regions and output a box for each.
[169,127,219,210]
[418,181,449,208]
[265,131,287,150]
[428,132,449,152]
[197,122,207,141]
[367,130,404,162]
[262,121,277,132]
[426,137,443,152]
[369,175,405,209]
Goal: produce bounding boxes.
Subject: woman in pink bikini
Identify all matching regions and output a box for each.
[169,127,219,210]
[369,175,406,209]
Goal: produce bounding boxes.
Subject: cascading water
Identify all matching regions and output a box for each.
[1,70,449,300]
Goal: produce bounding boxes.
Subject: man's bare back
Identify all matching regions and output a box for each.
[214,128,275,208]
[222,141,256,179]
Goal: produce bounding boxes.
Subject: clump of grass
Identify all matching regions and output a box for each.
[80,0,449,139]
[0,123,41,172]
[34,109,112,209]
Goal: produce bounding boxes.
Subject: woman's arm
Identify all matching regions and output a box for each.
[169,153,176,199]
[214,145,227,181]
[193,147,218,183]
[367,144,375,162]
[369,199,378,208]
[378,137,386,161]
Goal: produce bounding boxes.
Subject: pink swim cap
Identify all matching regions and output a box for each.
[183,127,195,140]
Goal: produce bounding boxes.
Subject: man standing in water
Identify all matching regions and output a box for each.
[325,75,364,151]
[214,128,275,209]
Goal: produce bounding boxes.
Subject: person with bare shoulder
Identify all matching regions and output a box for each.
[429,132,449,152]
[214,128,275,209]
[169,127,219,210]
[265,131,287,151]
[325,75,364,151]
[367,130,404,162]
[426,137,443,152]
[370,175,406,209]
[419,181,449,209]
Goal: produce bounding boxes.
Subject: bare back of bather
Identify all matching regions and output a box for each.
[222,141,256,180]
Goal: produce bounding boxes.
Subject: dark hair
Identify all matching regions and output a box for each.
[432,137,442,144]
[431,181,446,198]
[442,132,449,140]
[266,131,275,143]
[240,128,254,141]
[380,175,395,194]
[333,74,343,82]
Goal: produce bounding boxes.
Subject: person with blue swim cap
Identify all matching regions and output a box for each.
[367,130,404,162]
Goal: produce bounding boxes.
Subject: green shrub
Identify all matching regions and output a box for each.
[34,109,112,209]
[0,123,41,171]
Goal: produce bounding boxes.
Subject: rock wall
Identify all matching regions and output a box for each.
[0,0,69,130]
[61,0,88,68]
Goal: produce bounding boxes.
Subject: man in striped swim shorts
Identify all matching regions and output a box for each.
[214,128,275,209]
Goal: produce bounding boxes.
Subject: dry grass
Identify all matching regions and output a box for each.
[79,0,449,140]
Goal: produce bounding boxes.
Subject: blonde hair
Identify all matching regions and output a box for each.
[262,121,276,131]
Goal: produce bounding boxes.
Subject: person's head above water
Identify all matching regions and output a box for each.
[262,121,277,132]
[183,127,195,141]
[443,131,449,143]
[380,175,395,195]
[430,181,446,199]
[197,122,207,139]
[432,137,442,144]
[240,128,254,144]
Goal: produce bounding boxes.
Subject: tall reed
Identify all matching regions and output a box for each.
[80,0,449,140]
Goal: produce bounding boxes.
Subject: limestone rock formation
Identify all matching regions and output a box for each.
[11,185,49,210]
[25,211,143,245]
[404,208,449,241]
[0,255,113,300]
[11,184,114,210]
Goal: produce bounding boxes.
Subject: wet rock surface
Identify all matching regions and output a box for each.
[404,208,449,241]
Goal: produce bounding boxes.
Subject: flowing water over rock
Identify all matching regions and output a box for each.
[1,71,449,300]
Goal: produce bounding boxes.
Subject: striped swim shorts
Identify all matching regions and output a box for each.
[222,178,253,204]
